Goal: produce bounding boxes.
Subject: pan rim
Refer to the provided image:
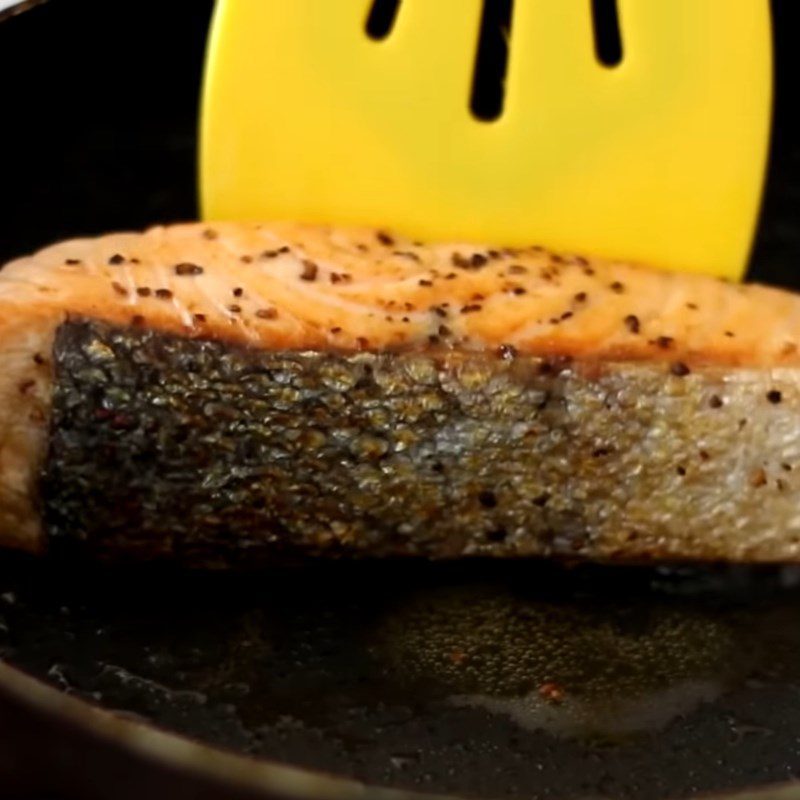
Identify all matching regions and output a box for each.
[0,659,450,800]
[3,659,800,800]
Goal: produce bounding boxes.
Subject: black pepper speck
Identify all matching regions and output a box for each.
[671,362,691,377]
[624,315,641,334]
[174,262,204,276]
[300,260,318,281]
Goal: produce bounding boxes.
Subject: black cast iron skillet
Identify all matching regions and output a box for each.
[3,2,800,799]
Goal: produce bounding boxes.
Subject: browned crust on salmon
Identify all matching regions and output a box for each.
[3,222,800,561]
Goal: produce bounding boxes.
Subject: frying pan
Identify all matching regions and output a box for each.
[3,2,800,799]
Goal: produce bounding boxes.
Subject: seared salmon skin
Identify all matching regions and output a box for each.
[3,222,800,564]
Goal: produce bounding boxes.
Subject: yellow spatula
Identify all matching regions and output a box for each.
[200,0,771,279]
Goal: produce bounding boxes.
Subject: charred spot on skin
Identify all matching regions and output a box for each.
[512,287,527,296]
[767,389,783,404]
[33,353,46,366]
[155,289,173,300]
[192,313,207,324]
[131,315,146,327]
[686,302,699,310]
[724,331,735,338]
[202,228,218,240]
[393,250,420,262]
[610,281,625,294]
[111,281,128,296]
[300,260,319,281]
[108,253,126,265]
[136,287,152,297]
[174,262,204,276]
[478,490,498,508]
[654,336,674,350]
[574,292,587,303]
[232,287,244,298]
[709,395,723,409]
[376,231,395,246]
[418,279,433,287]
[228,305,242,314]
[356,337,370,350]
[461,304,483,314]
[676,465,686,476]
[255,308,278,320]
[240,255,253,264]
[330,326,342,334]
[438,325,452,338]
[508,264,527,275]
[64,258,82,266]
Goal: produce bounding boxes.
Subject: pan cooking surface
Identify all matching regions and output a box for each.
[3,558,800,800]
[4,1,800,799]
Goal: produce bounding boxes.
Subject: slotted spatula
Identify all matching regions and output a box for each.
[200,0,771,279]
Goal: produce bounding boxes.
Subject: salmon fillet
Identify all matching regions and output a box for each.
[3,222,800,564]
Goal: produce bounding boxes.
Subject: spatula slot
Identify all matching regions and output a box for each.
[470,0,514,122]
[365,0,401,41]
[591,0,623,67]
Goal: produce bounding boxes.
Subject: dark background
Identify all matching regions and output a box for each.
[0,0,799,286]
